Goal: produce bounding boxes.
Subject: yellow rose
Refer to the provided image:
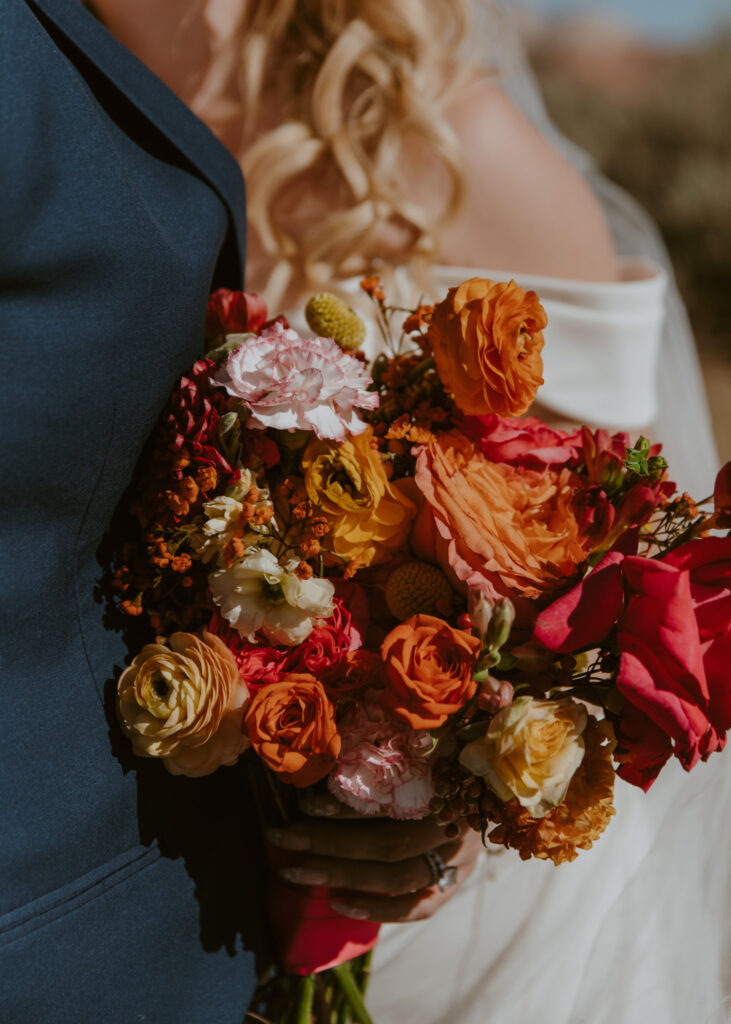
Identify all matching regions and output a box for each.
[116,631,249,777]
[301,426,416,566]
[459,697,587,817]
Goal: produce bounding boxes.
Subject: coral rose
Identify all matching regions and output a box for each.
[460,697,588,818]
[483,717,615,864]
[380,614,480,729]
[116,631,249,777]
[302,426,416,567]
[245,674,340,786]
[464,414,583,469]
[427,278,545,417]
[413,432,589,608]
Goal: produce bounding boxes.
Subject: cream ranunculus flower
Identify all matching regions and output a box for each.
[209,546,335,645]
[116,631,249,777]
[459,696,588,817]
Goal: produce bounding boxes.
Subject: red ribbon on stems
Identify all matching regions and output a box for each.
[266,845,380,975]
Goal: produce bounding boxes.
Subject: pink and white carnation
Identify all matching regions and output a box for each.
[328,702,434,820]
[212,322,379,441]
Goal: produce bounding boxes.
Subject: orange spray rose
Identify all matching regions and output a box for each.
[245,674,341,786]
[380,614,480,729]
[427,278,546,417]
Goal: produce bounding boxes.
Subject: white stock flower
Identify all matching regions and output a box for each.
[210,547,335,646]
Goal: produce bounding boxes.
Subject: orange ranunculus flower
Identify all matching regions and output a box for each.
[380,614,480,729]
[483,718,616,865]
[245,674,341,786]
[412,432,589,608]
[301,426,416,567]
[116,631,249,777]
[427,278,546,417]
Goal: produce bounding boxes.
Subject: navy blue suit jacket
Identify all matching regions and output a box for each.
[0,1,264,1019]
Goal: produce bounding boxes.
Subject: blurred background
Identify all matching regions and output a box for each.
[504,0,731,457]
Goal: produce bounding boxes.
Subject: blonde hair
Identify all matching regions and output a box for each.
[193,0,472,308]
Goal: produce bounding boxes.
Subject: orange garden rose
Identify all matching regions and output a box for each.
[427,278,546,417]
[302,426,416,567]
[116,631,249,777]
[413,432,589,606]
[245,674,341,786]
[380,614,480,729]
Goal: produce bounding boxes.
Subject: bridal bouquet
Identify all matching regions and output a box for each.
[112,277,731,1022]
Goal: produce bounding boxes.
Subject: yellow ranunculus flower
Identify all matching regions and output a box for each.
[302,427,416,567]
[459,696,587,818]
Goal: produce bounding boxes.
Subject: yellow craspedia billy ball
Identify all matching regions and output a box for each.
[305,293,367,352]
[385,561,455,620]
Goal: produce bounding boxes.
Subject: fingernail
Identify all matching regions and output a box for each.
[330,901,370,920]
[299,796,340,817]
[264,828,310,851]
[279,866,329,886]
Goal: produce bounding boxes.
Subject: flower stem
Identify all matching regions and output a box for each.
[296,975,315,1024]
[331,964,375,1024]
[406,355,435,383]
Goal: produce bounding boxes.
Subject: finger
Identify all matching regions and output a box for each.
[329,853,479,924]
[265,816,464,862]
[278,839,466,896]
[297,794,374,820]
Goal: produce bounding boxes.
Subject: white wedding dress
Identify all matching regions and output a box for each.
[349,31,729,1024]
[282,19,729,1024]
[356,262,730,1024]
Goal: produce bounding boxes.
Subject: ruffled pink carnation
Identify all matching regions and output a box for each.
[210,599,361,690]
[328,702,434,820]
[212,322,379,440]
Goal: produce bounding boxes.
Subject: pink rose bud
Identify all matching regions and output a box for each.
[477,676,515,713]
[485,597,515,652]
[467,588,494,642]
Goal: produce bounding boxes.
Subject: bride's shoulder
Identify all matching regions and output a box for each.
[435,76,618,282]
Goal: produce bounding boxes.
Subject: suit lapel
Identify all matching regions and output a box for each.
[26,0,247,282]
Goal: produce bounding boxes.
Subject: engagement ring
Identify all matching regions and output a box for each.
[423,849,458,892]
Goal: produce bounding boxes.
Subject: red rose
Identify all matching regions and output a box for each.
[321,649,386,702]
[210,599,360,689]
[205,288,267,343]
[462,414,583,469]
[534,537,731,787]
[613,702,673,792]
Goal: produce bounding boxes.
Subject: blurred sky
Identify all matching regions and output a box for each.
[513,0,731,42]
